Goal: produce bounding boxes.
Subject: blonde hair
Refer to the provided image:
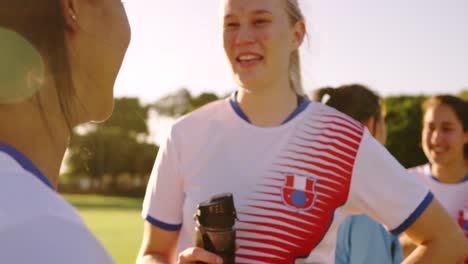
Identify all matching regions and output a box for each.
[284,0,305,95]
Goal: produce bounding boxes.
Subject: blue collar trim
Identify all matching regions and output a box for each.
[0,143,54,190]
[229,92,310,125]
[229,93,251,123]
[282,96,310,124]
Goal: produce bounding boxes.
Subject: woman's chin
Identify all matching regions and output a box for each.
[235,72,265,88]
[429,155,450,167]
[85,101,114,124]
[93,107,114,123]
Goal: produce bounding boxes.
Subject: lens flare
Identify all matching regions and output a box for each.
[0,28,44,104]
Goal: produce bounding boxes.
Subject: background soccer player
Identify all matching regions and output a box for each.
[401,95,468,263]
[314,84,402,264]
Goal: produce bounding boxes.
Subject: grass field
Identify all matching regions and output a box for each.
[64,194,144,264]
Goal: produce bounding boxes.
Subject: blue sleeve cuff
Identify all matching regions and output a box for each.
[145,215,182,231]
[390,191,433,235]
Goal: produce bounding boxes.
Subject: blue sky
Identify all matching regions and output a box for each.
[115,0,468,103]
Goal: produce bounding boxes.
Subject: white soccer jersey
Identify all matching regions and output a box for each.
[142,97,431,263]
[408,164,468,238]
[0,144,114,264]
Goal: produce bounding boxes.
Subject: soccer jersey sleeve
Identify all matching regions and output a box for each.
[142,127,184,231]
[345,130,432,235]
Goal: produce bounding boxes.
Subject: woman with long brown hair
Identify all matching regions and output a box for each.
[0,0,130,262]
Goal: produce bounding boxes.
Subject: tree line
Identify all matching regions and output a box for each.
[60,88,467,196]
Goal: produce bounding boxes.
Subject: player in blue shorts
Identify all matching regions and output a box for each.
[314,84,402,264]
[137,0,468,263]
[0,1,130,263]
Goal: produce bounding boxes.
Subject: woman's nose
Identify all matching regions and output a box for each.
[235,25,254,45]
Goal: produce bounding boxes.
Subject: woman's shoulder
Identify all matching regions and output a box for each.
[0,167,85,234]
[407,164,431,179]
[167,98,230,138]
[307,101,365,130]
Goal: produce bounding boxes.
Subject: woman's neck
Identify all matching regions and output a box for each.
[0,87,70,189]
[237,82,299,127]
[431,162,467,184]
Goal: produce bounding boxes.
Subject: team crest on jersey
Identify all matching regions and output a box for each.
[281,173,317,211]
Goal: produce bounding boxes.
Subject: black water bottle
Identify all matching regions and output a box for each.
[194,193,237,264]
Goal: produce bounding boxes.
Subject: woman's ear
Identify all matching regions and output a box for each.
[291,20,305,51]
[60,0,79,32]
[364,116,376,136]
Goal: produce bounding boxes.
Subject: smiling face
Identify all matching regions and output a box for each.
[422,103,468,167]
[222,0,301,90]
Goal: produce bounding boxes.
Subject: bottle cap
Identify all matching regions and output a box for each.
[195,193,237,229]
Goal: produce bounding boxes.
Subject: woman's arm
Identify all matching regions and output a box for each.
[402,199,468,263]
[399,233,417,258]
[136,222,222,264]
[136,222,179,264]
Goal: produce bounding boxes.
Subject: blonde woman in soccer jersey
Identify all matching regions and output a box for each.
[137,1,468,263]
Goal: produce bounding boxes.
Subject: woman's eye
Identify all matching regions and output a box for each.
[224,22,239,29]
[423,125,434,133]
[442,126,453,133]
[254,19,269,26]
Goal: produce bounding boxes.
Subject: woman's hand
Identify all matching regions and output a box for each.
[177,247,223,264]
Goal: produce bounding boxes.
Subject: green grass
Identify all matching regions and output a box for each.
[63,194,144,264]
